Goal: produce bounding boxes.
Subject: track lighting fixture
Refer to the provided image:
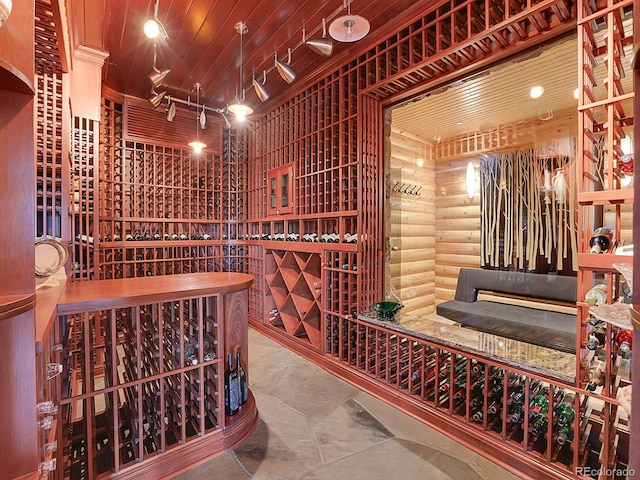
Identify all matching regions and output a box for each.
[304,19,334,56]
[166,97,176,122]
[228,22,253,121]
[149,89,167,108]
[149,66,171,89]
[144,0,168,40]
[188,83,207,153]
[253,71,270,102]
[329,0,370,43]
[275,49,296,84]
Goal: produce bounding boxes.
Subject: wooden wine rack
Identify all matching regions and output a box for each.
[95,95,250,281]
[574,1,634,478]
[50,273,255,480]
[314,312,629,479]
[265,250,323,348]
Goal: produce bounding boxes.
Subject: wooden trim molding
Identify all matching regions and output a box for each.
[0,58,35,95]
[0,293,36,322]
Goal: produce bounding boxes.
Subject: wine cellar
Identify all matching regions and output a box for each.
[1,0,639,479]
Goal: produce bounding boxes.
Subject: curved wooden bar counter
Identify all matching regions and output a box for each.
[52,273,257,480]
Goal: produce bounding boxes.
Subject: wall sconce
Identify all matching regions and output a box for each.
[304,19,334,56]
[275,49,296,84]
[466,161,476,199]
[329,0,370,43]
[0,0,12,28]
[253,71,270,102]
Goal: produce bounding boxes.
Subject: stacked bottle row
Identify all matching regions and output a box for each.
[98,245,247,279]
[325,315,630,475]
[58,297,222,476]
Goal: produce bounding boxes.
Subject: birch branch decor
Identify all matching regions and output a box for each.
[478,144,577,273]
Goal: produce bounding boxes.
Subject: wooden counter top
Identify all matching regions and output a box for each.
[58,272,254,314]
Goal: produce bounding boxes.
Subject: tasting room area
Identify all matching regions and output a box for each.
[1,0,639,479]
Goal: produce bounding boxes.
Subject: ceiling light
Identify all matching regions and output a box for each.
[416,158,424,168]
[329,0,370,43]
[253,71,270,102]
[166,98,176,122]
[456,121,464,125]
[228,21,253,121]
[143,0,168,40]
[305,19,333,56]
[573,88,579,100]
[0,0,12,28]
[188,83,207,153]
[275,49,296,84]
[148,67,171,89]
[530,85,544,99]
[149,89,166,108]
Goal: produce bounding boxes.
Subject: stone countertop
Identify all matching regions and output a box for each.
[358,312,575,384]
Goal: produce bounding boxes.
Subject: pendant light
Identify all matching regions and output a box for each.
[275,49,297,84]
[253,70,270,102]
[228,22,253,121]
[329,0,370,43]
[188,83,207,153]
[304,19,334,56]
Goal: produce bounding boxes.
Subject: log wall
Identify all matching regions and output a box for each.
[388,128,436,315]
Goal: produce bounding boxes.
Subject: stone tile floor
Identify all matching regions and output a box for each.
[172,329,523,480]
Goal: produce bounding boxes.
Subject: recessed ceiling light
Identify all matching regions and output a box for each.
[573,88,579,100]
[530,86,544,99]
[456,121,464,125]
[416,158,424,168]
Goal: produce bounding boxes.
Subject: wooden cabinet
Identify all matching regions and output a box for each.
[267,163,294,216]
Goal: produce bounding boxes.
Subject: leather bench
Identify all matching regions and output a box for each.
[436,268,577,353]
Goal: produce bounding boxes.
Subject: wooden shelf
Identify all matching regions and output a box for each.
[0,58,35,95]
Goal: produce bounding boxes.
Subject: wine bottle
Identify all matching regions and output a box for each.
[224,354,240,416]
[184,340,198,366]
[619,153,634,174]
[586,358,606,391]
[615,329,633,358]
[236,352,248,405]
[553,393,576,445]
[585,284,607,306]
[588,227,613,254]
[586,325,606,351]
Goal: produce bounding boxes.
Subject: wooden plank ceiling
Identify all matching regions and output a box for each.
[69,0,427,114]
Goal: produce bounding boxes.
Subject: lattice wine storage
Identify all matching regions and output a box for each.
[264,250,323,348]
[97,96,250,280]
[56,296,222,478]
[575,1,634,478]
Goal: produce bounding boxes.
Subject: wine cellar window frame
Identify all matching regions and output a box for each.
[267,163,294,216]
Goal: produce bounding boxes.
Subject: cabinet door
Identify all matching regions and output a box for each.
[267,164,294,215]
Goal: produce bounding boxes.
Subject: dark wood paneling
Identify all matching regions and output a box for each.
[89,0,425,110]
[224,290,249,369]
